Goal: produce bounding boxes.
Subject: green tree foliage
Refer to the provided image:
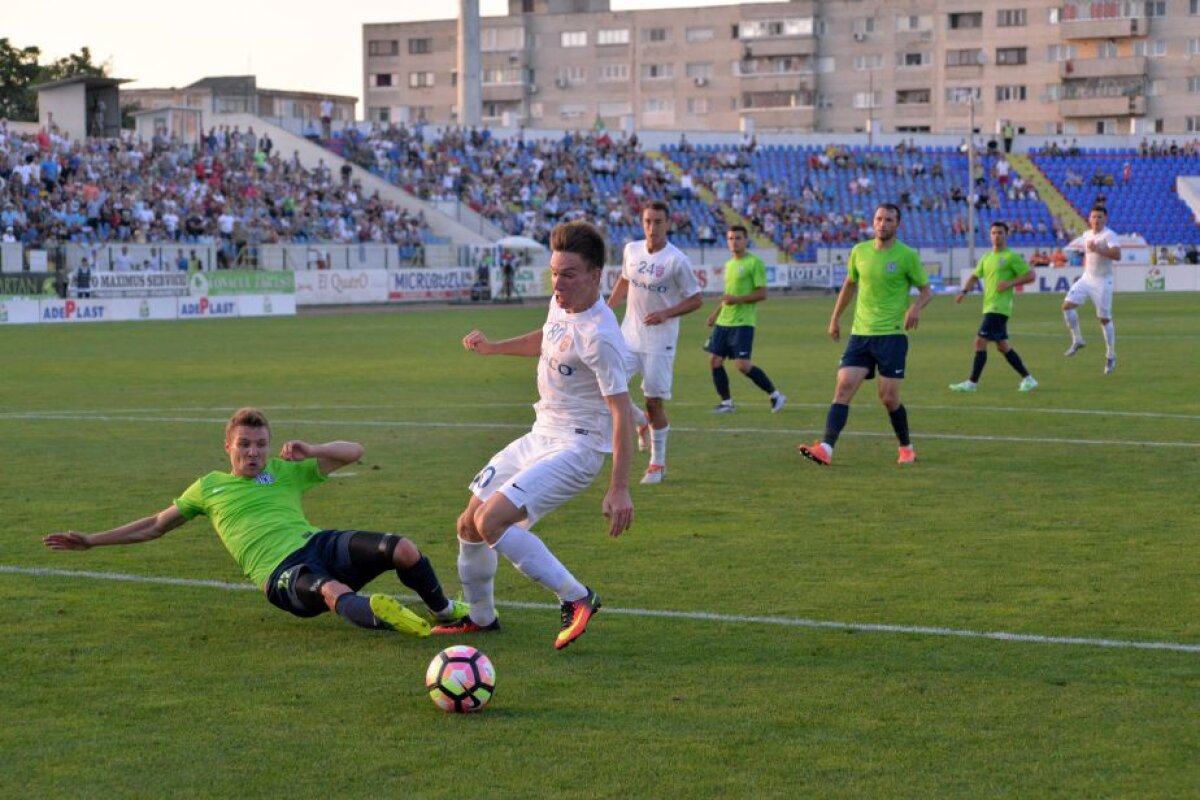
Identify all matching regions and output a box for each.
[0,40,107,122]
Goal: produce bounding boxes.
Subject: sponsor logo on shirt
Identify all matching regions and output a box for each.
[255,472,275,485]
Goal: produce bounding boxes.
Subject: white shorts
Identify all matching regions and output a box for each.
[467,432,604,527]
[626,350,676,400]
[1065,275,1114,319]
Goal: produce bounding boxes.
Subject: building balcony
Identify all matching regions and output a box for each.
[945,63,985,79]
[1059,55,1147,80]
[481,83,526,103]
[1060,94,1146,117]
[1060,16,1146,40]
[742,37,816,58]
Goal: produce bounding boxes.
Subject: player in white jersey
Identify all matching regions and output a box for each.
[433,221,636,651]
[1063,206,1122,374]
[607,201,704,485]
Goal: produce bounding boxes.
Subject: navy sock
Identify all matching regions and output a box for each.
[888,404,911,447]
[744,366,776,395]
[712,366,731,401]
[335,593,384,630]
[1003,349,1029,377]
[970,351,987,382]
[396,555,449,613]
[823,403,850,447]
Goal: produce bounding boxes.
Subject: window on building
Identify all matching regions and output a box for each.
[1190,37,1200,55]
[854,54,884,70]
[598,28,629,45]
[643,97,675,112]
[685,62,713,79]
[686,27,714,42]
[1188,116,1200,133]
[1192,0,1200,14]
[948,12,983,29]
[946,48,983,67]
[367,40,398,57]
[560,31,587,48]
[642,63,675,80]
[996,85,1027,102]
[644,27,669,43]
[996,47,1027,65]
[1188,76,1200,93]
[529,101,544,119]
[896,15,932,32]
[897,51,930,68]
[483,67,523,85]
[556,66,586,86]
[482,27,524,52]
[368,106,390,123]
[1047,44,1076,61]
[997,9,1027,27]
[945,86,982,103]
[373,73,393,88]
[408,38,432,55]
[560,103,587,119]
[1134,39,1167,57]
[853,17,876,35]
[409,72,435,88]
[739,18,814,38]
[597,64,630,82]
[686,97,710,114]
[1145,1,1167,16]
[895,89,931,104]
[597,101,632,117]
[852,91,881,109]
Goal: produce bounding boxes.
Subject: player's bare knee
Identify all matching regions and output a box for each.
[390,536,421,568]
[457,509,482,542]
[320,579,352,611]
[734,359,753,374]
[709,355,723,369]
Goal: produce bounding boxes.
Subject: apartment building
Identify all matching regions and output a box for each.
[363,0,1200,136]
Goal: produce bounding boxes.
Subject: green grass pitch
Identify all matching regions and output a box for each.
[1,291,1197,798]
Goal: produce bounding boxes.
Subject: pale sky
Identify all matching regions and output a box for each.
[8,0,785,111]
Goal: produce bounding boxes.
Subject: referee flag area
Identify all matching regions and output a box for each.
[2,292,1197,797]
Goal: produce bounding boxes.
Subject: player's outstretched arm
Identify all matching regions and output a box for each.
[904,284,935,331]
[602,393,635,538]
[280,440,364,475]
[607,276,629,309]
[463,328,542,357]
[956,275,979,302]
[44,505,187,551]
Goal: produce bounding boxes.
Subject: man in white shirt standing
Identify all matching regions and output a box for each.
[433,220,635,651]
[1063,206,1122,374]
[608,200,704,485]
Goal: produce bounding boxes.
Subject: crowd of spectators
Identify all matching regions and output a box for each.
[0,119,431,262]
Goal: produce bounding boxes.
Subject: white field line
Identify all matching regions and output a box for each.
[2,564,1196,654]
[0,411,1196,448]
[3,402,1199,422]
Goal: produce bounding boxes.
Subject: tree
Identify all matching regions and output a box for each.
[0,38,41,121]
[0,40,107,122]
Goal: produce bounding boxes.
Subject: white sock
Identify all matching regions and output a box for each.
[492,525,587,603]
[1102,321,1116,356]
[1063,309,1082,342]
[650,424,669,467]
[819,442,833,457]
[457,537,498,626]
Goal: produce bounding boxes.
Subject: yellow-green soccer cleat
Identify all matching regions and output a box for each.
[429,598,471,626]
[369,594,431,637]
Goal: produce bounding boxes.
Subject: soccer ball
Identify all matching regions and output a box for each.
[426,645,496,713]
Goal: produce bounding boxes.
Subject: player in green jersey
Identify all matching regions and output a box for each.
[798,204,933,466]
[43,408,467,636]
[704,225,786,413]
[950,221,1039,393]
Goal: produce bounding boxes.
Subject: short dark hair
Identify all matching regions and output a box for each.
[550,221,606,270]
[644,200,670,217]
[1090,205,1108,217]
[990,221,1009,233]
[226,407,271,441]
[877,203,902,221]
[728,225,748,236]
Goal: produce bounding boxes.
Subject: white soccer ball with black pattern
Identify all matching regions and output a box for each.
[425,645,496,713]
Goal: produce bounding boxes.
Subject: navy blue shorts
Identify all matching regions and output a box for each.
[976,312,1011,342]
[265,529,395,618]
[839,334,909,380]
[703,324,755,360]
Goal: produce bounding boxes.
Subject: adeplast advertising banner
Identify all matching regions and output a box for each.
[388,267,476,301]
[1,295,295,325]
[294,269,389,305]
